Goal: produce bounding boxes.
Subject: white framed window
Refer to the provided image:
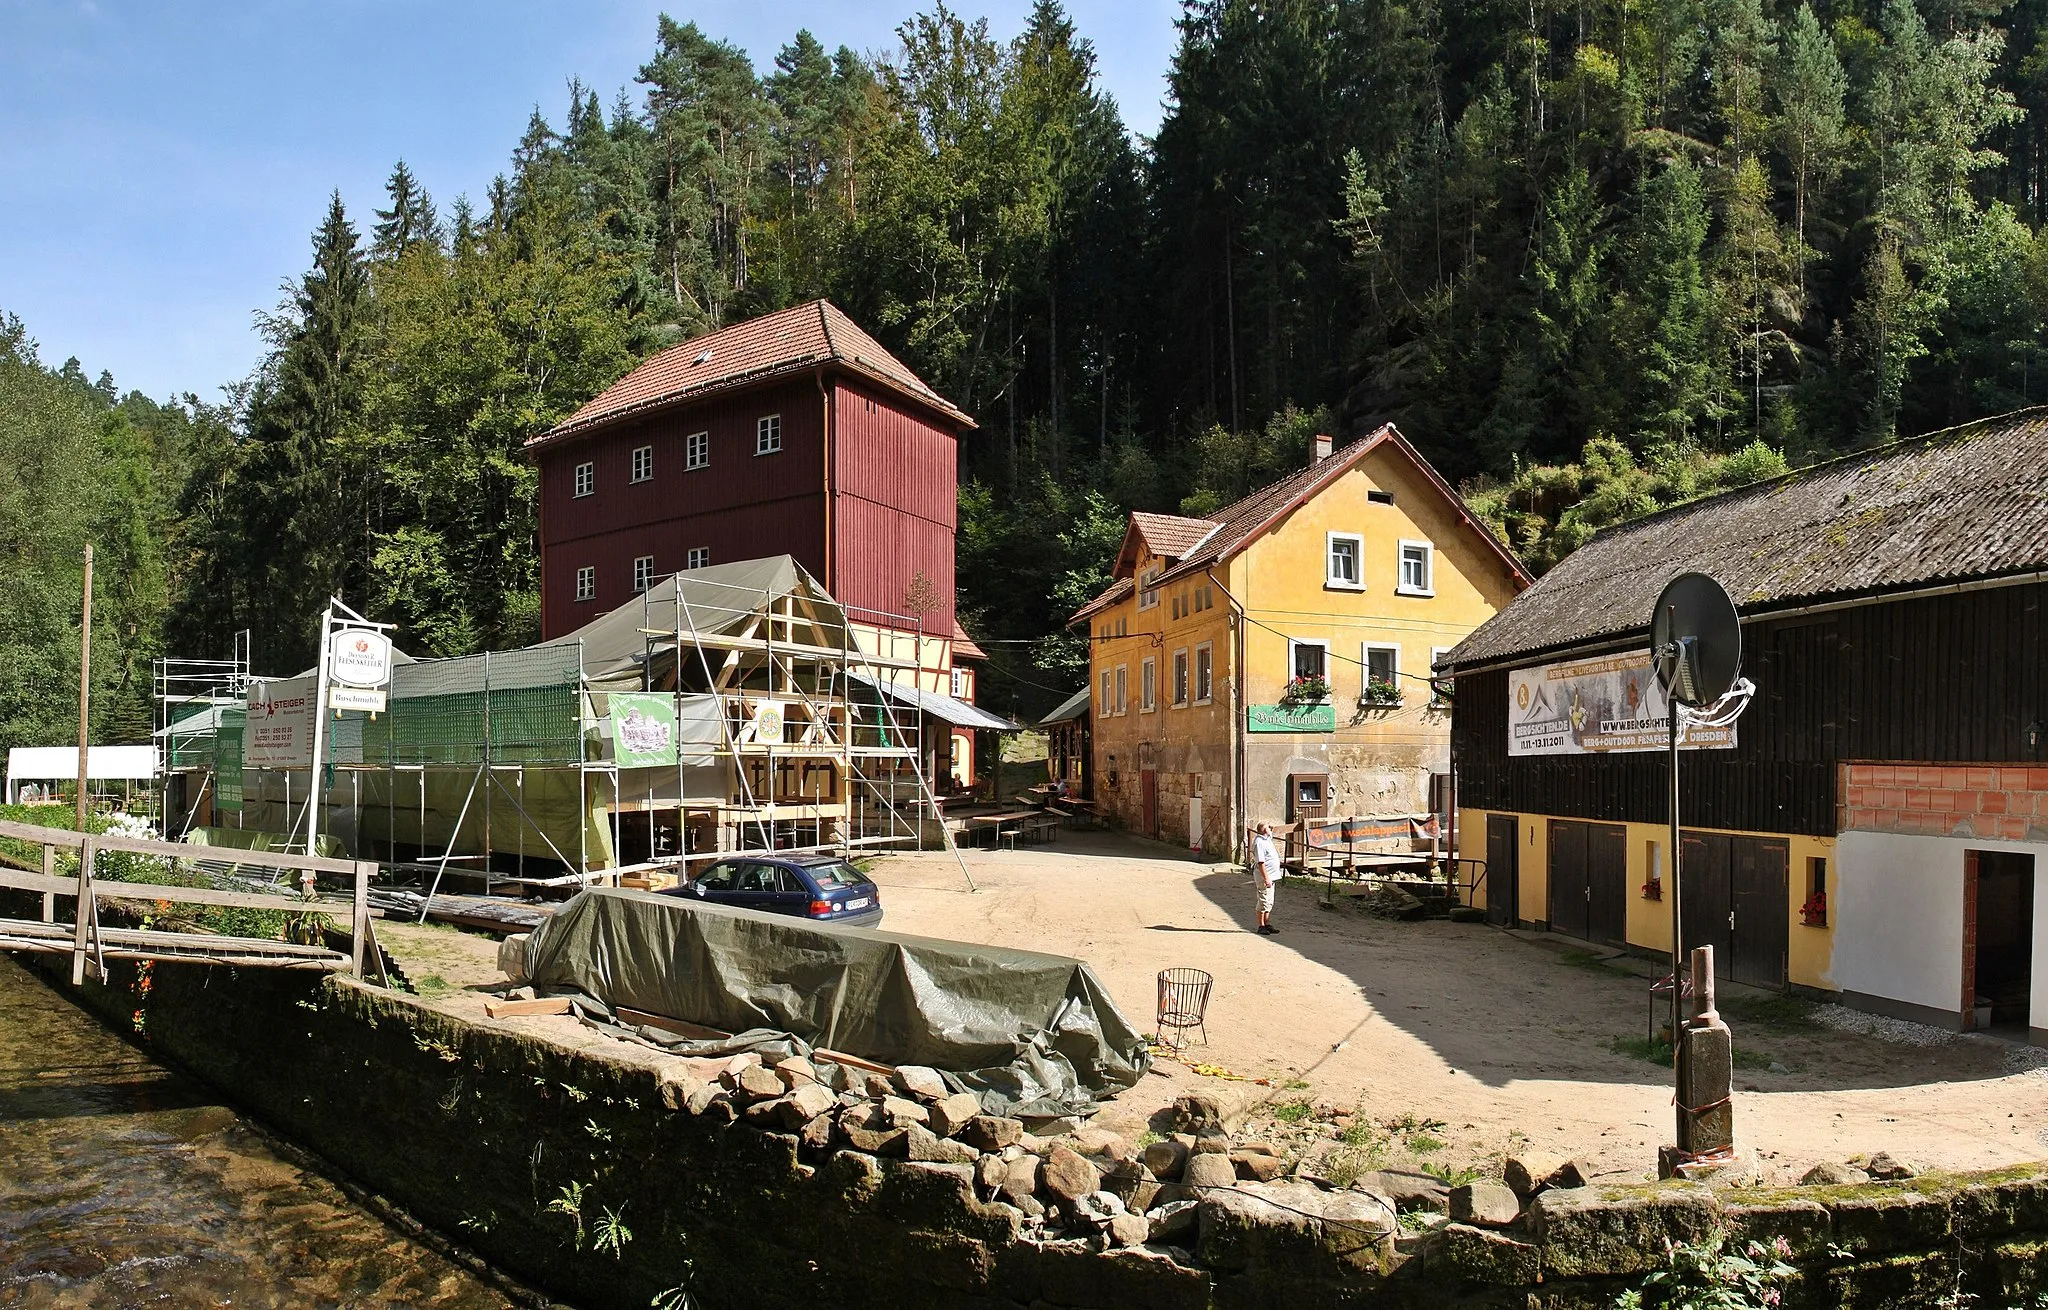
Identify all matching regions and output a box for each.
[1288,639,1329,687]
[573,461,594,497]
[574,566,595,601]
[1100,668,1112,716]
[756,414,782,455]
[686,430,709,470]
[1431,646,1454,704]
[1363,642,1401,702]
[632,555,655,593]
[1114,664,1128,715]
[631,444,653,482]
[1326,532,1364,589]
[1397,539,1435,596]
[687,547,709,570]
[1137,564,1162,610]
[1172,649,1190,706]
[951,667,969,699]
[1141,657,1157,712]
[1194,643,1213,704]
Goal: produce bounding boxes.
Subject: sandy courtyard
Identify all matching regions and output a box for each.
[862,830,2048,1185]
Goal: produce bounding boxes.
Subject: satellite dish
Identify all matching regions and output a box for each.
[1651,572,1741,707]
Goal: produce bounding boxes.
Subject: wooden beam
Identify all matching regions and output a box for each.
[616,1006,729,1040]
[483,996,574,1018]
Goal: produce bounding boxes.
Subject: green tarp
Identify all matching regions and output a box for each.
[509,887,1149,1118]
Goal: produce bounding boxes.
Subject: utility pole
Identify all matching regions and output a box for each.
[75,544,94,832]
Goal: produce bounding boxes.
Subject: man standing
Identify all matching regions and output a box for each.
[1250,822,1283,935]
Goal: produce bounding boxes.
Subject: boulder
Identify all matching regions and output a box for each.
[1044,1145,1103,1205]
[879,1096,931,1129]
[1072,1127,1133,1161]
[657,1067,708,1112]
[929,1091,983,1137]
[894,1065,951,1101]
[1001,1154,1043,1204]
[1504,1151,1569,1200]
[798,1114,835,1152]
[683,1082,726,1117]
[1866,1152,1921,1181]
[1450,1180,1522,1228]
[1109,1212,1151,1247]
[1172,1087,1252,1135]
[1182,1152,1238,1190]
[1802,1162,1871,1187]
[1357,1170,1450,1214]
[1100,1158,1158,1213]
[1421,1221,1541,1284]
[1198,1179,1395,1273]
[906,1123,980,1165]
[742,1096,788,1127]
[1550,1159,1591,1190]
[1528,1181,1721,1278]
[1147,1198,1201,1243]
[861,1071,897,1098]
[1073,1190,1126,1225]
[1192,1130,1232,1155]
[959,1115,1024,1152]
[1143,1138,1190,1181]
[974,1154,1008,1192]
[838,1105,908,1157]
[733,1064,784,1101]
[1233,1151,1288,1182]
[781,1082,837,1123]
[1013,1192,1046,1219]
[773,1055,819,1088]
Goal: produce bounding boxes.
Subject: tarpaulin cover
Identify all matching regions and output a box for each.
[513,887,1149,1117]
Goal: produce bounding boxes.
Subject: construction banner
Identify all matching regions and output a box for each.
[1507,650,1735,756]
[610,693,679,768]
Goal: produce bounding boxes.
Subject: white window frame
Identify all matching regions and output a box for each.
[632,555,655,593]
[1114,664,1128,716]
[1397,539,1435,597]
[1171,648,1190,706]
[1194,643,1213,705]
[686,430,709,470]
[1363,642,1401,701]
[574,566,595,601]
[1431,646,1454,704]
[1140,657,1157,712]
[631,444,653,483]
[573,461,594,498]
[1326,531,1364,590]
[951,667,969,699]
[687,547,709,570]
[756,414,782,455]
[1137,564,1162,610]
[1100,668,1112,716]
[1288,639,1329,689]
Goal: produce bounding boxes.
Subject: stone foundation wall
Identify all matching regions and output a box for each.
[29,944,2048,1309]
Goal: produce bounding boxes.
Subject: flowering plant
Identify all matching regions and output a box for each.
[1278,674,1332,707]
[1361,676,1402,706]
[1799,890,1827,927]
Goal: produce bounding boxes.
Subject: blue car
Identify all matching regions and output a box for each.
[668,853,884,928]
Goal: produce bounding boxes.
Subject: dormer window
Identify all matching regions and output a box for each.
[1138,564,1163,610]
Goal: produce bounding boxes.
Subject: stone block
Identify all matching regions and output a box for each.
[1801,1162,1870,1186]
[1197,1179,1395,1275]
[1358,1169,1450,1214]
[779,1081,837,1126]
[1233,1151,1287,1182]
[1829,1187,1952,1256]
[975,1154,1008,1192]
[1954,1168,2048,1240]
[1723,1194,1832,1260]
[772,1055,819,1088]
[1182,1152,1238,1190]
[1504,1151,1568,1199]
[929,1091,983,1137]
[1449,1180,1521,1228]
[1528,1182,1722,1278]
[1144,1138,1190,1181]
[1191,1129,1232,1155]
[839,1105,908,1157]
[1866,1152,1922,1181]
[1420,1221,1541,1285]
[742,1096,789,1127]
[1172,1086,1252,1134]
[880,1095,931,1129]
[1002,1153,1043,1203]
[907,1123,981,1165]
[1044,1144,1103,1205]
[1099,1158,1159,1213]
[959,1115,1024,1152]
[1109,1212,1152,1247]
[657,1066,707,1112]
[894,1064,950,1101]
[683,1081,726,1117]
[1149,1198,1200,1244]
[733,1064,784,1101]
[1072,1126,1133,1160]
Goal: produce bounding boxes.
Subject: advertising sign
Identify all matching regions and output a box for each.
[611,693,679,768]
[1247,703,1337,734]
[243,682,315,769]
[1507,650,1735,757]
[329,628,394,688]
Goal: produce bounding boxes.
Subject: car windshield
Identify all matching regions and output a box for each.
[804,860,869,889]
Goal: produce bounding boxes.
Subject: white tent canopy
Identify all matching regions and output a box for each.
[6,746,158,803]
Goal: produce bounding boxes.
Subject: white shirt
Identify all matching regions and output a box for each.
[1252,833,1282,885]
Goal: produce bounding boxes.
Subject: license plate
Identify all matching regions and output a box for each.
[840,898,871,911]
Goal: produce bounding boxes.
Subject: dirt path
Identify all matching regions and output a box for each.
[868,832,2048,1185]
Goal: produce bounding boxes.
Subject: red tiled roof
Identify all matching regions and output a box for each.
[528,300,975,449]
[1069,575,1134,625]
[950,628,989,661]
[1130,511,1219,559]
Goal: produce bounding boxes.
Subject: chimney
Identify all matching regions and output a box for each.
[1313,433,1333,462]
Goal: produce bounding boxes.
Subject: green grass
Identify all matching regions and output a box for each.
[1272,1098,1316,1124]
[413,974,455,999]
[1407,1133,1448,1154]
[1609,1034,1781,1070]
[1718,993,1819,1031]
[1339,1118,1377,1147]
[1283,1078,1311,1090]
[1420,1161,1484,1187]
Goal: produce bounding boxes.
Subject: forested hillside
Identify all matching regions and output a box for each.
[6,0,2046,748]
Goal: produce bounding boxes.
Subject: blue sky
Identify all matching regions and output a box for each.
[0,1,1180,404]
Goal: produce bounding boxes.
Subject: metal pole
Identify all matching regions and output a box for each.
[1668,687,1684,1055]
[75,544,93,831]
[307,599,334,854]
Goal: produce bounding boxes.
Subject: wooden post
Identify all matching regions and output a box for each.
[70,836,96,985]
[76,543,93,831]
[351,860,371,979]
[41,844,54,922]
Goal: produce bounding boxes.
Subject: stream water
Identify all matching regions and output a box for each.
[0,956,518,1308]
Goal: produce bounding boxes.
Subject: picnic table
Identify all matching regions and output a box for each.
[964,809,1061,849]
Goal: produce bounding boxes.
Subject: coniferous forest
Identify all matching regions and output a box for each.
[6,0,2048,747]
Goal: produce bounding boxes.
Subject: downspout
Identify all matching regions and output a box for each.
[1206,566,1249,865]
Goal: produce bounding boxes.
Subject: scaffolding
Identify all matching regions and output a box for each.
[153,556,978,893]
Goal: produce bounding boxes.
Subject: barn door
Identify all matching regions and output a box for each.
[1141,770,1158,838]
[1485,814,1519,927]
[1680,831,1735,975]
[1730,838,1789,989]
[1548,821,1590,940]
[1588,823,1629,946]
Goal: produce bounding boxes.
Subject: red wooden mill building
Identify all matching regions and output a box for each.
[527,300,1006,786]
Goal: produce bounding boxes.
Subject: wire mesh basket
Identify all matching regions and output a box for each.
[1156,967,1213,1052]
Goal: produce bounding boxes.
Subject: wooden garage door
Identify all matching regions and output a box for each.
[1485,814,1519,927]
[1548,821,1588,939]
[1680,831,1787,990]
[1549,821,1626,945]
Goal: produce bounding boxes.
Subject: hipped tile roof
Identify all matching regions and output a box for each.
[528,300,974,449]
[1444,407,2048,670]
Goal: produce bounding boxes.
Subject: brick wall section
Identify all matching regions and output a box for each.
[1839,763,2048,839]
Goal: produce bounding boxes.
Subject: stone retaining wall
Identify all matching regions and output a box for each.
[33,948,2048,1309]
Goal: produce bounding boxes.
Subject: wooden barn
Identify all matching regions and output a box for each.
[1441,410,2048,1042]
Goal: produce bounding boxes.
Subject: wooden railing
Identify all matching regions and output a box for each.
[0,818,385,984]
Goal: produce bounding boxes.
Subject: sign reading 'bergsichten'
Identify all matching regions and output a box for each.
[1507,650,1735,757]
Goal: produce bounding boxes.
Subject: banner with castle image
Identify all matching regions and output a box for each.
[1507,650,1735,757]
